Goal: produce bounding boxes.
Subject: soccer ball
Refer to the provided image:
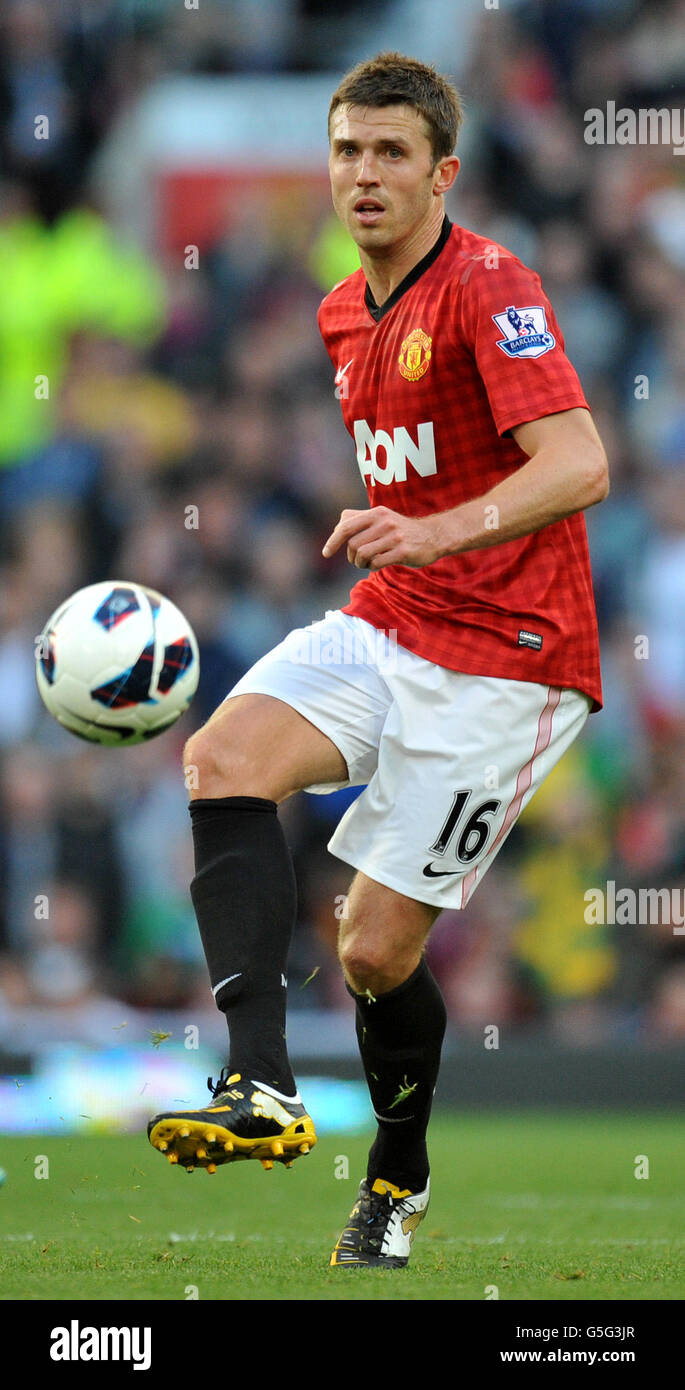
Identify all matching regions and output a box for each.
[35,581,200,746]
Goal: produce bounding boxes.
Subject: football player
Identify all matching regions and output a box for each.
[149,52,608,1270]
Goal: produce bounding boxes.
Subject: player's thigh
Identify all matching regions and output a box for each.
[184,611,392,803]
[184,692,348,803]
[338,869,440,991]
[327,671,591,911]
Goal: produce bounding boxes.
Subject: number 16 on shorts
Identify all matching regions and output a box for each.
[423,790,501,879]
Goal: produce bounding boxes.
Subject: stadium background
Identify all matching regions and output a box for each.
[0,0,683,1138]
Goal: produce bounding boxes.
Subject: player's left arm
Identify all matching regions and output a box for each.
[322,406,609,569]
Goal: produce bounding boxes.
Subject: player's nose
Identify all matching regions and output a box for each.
[355,155,381,185]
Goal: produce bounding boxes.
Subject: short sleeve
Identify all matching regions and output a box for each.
[457,254,589,437]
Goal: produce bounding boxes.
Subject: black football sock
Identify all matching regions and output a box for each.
[351,958,447,1193]
[188,795,297,1097]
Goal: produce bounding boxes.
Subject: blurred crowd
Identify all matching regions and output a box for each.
[0,0,683,1053]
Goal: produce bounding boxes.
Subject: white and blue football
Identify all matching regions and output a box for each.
[35,581,200,745]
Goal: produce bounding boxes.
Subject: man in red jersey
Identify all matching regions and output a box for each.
[148,53,608,1271]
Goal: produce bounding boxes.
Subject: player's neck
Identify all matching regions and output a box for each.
[360,205,446,307]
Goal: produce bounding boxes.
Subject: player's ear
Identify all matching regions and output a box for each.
[433,155,460,197]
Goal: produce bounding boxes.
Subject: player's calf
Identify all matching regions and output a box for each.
[336,877,446,1223]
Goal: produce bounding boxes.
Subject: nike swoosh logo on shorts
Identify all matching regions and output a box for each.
[422,864,460,878]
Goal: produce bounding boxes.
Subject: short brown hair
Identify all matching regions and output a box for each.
[328,51,463,167]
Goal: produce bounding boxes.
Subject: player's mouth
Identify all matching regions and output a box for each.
[353,199,386,225]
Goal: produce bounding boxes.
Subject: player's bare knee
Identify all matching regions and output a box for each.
[183,729,257,800]
[182,732,200,772]
[338,932,398,996]
[343,956,405,996]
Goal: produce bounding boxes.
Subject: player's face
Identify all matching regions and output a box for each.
[329,104,451,253]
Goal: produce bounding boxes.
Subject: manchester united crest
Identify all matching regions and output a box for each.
[398,327,432,381]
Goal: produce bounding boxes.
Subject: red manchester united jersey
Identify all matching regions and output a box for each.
[317,216,603,710]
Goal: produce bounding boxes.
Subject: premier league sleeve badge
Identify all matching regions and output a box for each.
[492,305,556,358]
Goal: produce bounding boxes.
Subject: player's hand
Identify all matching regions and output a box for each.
[321,507,447,570]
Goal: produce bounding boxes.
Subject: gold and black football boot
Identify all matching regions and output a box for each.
[148,1068,317,1173]
[330,1177,430,1267]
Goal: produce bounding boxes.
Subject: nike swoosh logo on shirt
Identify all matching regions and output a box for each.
[334,357,354,384]
[422,864,460,878]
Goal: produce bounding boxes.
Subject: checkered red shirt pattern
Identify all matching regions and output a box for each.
[317,223,603,709]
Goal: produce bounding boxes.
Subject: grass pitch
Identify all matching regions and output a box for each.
[1,1111,683,1301]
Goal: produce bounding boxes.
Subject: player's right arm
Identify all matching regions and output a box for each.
[433,404,608,557]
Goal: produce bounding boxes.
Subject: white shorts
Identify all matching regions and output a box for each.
[225,610,591,909]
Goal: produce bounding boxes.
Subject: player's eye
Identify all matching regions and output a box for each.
[386,146,404,158]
